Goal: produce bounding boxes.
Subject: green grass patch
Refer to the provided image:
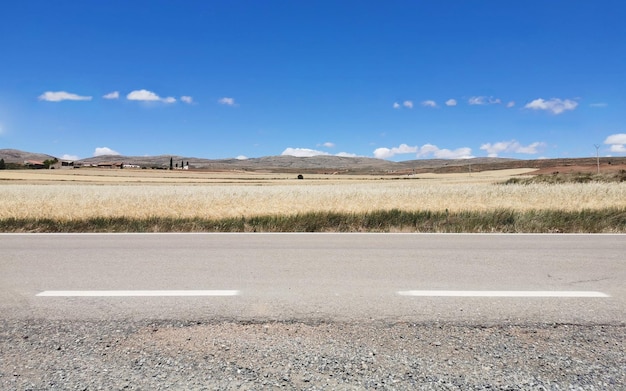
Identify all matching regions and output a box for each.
[1,208,625,233]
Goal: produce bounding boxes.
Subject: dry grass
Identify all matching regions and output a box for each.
[1,168,625,221]
[0,167,537,184]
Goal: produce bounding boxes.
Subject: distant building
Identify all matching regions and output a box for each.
[24,159,70,169]
[24,160,46,169]
[97,162,123,169]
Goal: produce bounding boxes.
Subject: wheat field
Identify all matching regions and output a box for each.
[2,168,625,220]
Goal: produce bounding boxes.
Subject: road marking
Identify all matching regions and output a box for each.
[36,290,240,297]
[397,290,610,297]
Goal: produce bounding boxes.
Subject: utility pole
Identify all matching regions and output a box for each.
[594,144,600,174]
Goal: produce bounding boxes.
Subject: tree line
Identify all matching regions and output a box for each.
[169,157,189,170]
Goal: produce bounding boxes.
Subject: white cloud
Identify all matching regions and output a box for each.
[468,96,487,105]
[590,102,608,108]
[281,147,330,157]
[445,99,457,107]
[60,154,80,161]
[94,147,120,156]
[480,140,546,157]
[373,144,419,159]
[38,91,92,102]
[218,97,236,106]
[506,101,515,108]
[605,133,626,154]
[127,90,160,101]
[469,96,501,106]
[181,96,194,104]
[373,143,473,160]
[427,147,473,159]
[236,155,248,160]
[524,98,578,114]
[127,89,176,103]
[103,91,119,100]
[392,101,414,109]
[321,142,335,148]
[418,143,439,156]
[515,142,546,154]
[422,100,437,108]
[282,147,358,158]
[604,133,626,144]
[610,145,626,153]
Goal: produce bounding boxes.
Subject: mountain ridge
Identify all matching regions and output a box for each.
[2,148,624,174]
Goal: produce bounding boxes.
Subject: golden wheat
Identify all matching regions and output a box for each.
[2,181,625,220]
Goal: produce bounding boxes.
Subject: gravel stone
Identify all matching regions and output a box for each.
[0,319,623,390]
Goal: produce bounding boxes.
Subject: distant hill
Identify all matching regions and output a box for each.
[75,154,519,174]
[2,148,625,174]
[0,149,58,164]
[76,154,404,173]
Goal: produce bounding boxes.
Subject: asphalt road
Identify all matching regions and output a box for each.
[1,233,624,324]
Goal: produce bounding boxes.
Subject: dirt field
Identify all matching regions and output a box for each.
[531,162,626,175]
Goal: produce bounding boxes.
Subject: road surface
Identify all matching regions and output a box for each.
[1,233,623,324]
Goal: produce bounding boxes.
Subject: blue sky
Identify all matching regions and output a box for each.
[1,0,625,161]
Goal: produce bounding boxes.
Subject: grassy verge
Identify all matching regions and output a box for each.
[1,208,625,233]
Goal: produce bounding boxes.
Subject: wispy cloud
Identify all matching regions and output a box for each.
[218,97,236,106]
[421,100,437,108]
[445,99,457,107]
[281,147,356,158]
[373,143,473,160]
[393,101,414,109]
[181,96,194,104]
[590,102,608,108]
[468,96,501,105]
[604,133,626,154]
[480,140,546,157]
[524,98,578,114]
[320,142,335,148]
[38,91,92,102]
[103,91,119,100]
[506,101,515,108]
[468,96,487,105]
[127,89,176,103]
[94,147,120,156]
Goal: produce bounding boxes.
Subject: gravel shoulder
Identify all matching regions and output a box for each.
[1,319,624,390]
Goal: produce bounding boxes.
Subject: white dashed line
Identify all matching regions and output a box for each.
[36,290,240,297]
[397,290,610,297]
